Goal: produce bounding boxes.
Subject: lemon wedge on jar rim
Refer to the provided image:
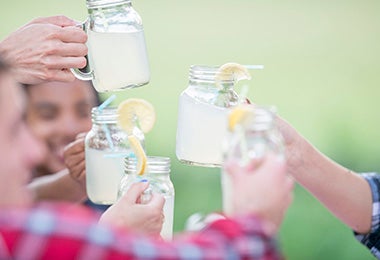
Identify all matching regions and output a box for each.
[117,98,155,175]
[117,98,156,135]
[216,62,252,82]
[128,135,147,175]
[228,104,255,131]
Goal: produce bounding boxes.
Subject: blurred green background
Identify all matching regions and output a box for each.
[2,0,380,259]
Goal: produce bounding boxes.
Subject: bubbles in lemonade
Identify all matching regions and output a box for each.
[176,91,229,167]
[86,148,129,204]
[87,30,150,92]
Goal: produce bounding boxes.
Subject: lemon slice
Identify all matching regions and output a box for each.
[128,135,147,175]
[216,62,252,82]
[228,104,255,131]
[117,98,156,134]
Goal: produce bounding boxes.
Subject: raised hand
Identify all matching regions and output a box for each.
[0,15,87,84]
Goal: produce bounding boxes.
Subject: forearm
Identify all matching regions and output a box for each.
[292,137,372,233]
[28,169,87,203]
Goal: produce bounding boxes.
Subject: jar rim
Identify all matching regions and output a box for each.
[229,105,277,131]
[91,106,118,124]
[189,65,235,84]
[86,0,131,9]
[125,156,171,174]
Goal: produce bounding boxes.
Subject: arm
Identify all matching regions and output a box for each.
[28,133,88,203]
[0,15,87,84]
[277,116,372,233]
[28,168,87,203]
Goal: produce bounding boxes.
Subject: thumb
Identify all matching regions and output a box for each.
[148,193,165,210]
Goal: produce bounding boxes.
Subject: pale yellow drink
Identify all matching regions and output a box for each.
[87,30,150,92]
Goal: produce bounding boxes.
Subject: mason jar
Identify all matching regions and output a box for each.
[176,65,241,168]
[71,0,150,92]
[221,106,285,215]
[119,156,175,240]
[85,106,144,204]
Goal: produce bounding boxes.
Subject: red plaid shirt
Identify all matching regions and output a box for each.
[0,203,282,259]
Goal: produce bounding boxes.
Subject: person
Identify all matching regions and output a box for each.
[0,57,293,259]
[0,15,87,84]
[23,79,111,212]
[276,116,379,257]
[24,79,99,179]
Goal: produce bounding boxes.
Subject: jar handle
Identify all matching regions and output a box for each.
[70,19,94,81]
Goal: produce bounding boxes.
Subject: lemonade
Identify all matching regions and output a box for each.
[117,99,175,240]
[86,148,131,204]
[120,156,175,240]
[161,196,175,240]
[176,90,230,167]
[87,30,150,92]
[221,105,285,215]
[175,64,254,167]
[85,106,144,205]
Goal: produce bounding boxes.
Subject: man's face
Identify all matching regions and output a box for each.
[0,72,45,207]
[25,80,97,176]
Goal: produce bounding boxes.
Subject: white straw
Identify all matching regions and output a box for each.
[244,65,264,70]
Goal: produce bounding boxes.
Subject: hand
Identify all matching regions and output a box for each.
[224,153,294,234]
[63,133,86,187]
[99,182,165,237]
[0,15,87,84]
[275,116,307,177]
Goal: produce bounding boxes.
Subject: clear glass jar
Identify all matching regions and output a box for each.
[176,65,240,167]
[221,106,285,215]
[119,156,175,240]
[85,106,144,205]
[71,0,150,92]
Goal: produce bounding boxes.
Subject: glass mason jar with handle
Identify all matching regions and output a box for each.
[119,156,175,240]
[221,105,285,215]
[71,0,150,92]
[85,106,144,205]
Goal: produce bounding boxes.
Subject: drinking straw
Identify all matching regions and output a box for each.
[98,94,117,150]
[98,94,116,112]
[244,65,264,70]
[103,152,134,158]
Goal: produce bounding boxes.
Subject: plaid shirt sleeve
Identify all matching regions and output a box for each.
[355,172,380,259]
[0,202,282,260]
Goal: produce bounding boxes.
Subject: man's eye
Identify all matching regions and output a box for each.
[38,111,56,120]
[77,105,92,118]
